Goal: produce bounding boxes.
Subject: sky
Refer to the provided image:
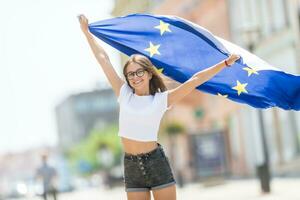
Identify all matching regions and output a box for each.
[0,0,121,153]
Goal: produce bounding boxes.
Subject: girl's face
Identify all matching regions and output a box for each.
[125,62,152,93]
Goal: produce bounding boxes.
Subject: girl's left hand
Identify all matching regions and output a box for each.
[78,14,89,34]
[225,54,240,66]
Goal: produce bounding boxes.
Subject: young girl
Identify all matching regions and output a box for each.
[78,14,240,200]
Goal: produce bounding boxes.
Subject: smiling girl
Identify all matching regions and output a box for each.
[78,14,240,200]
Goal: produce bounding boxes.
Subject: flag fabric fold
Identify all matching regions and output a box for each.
[88,13,300,110]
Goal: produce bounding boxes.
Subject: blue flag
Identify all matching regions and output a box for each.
[88,13,300,110]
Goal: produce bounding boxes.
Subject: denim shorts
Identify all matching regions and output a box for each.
[123,143,176,192]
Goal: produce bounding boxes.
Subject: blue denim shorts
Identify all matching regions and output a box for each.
[123,143,176,192]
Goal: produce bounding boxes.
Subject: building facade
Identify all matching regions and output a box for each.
[228,0,300,175]
[110,0,300,181]
[55,88,118,150]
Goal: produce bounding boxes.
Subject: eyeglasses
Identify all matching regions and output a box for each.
[126,68,146,80]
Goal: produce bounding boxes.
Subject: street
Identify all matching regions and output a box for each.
[13,178,300,200]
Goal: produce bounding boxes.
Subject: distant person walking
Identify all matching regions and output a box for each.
[35,154,58,200]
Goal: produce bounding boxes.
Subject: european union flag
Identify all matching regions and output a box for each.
[88,13,300,110]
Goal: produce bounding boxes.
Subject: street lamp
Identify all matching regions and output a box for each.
[240,26,271,193]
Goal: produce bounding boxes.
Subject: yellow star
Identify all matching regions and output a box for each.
[154,20,171,35]
[144,42,161,57]
[243,67,259,77]
[217,93,228,98]
[232,80,248,95]
[154,66,164,74]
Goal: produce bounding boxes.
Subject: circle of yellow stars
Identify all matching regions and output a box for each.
[143,19,261,99]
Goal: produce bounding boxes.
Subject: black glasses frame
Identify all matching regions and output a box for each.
[126,68,146,80]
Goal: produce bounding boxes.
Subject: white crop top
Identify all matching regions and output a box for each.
[117,82,172,142]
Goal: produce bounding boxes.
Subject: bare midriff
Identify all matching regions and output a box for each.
[121,137,158,155]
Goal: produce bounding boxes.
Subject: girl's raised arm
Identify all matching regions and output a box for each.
[78,14,124,96]
[167,54,240,108]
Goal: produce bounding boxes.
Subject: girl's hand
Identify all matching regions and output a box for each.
[225,54,240,66]
[78,14,89,34]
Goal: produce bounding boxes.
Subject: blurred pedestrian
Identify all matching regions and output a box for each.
[35,154,58,200]
[78,14,240,200]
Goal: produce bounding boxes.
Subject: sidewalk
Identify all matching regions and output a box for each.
[60,177,300,200]
[177,178,300,200]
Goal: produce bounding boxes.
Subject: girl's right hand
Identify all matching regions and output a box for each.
[225,54,240,66]
[78,14,89,34]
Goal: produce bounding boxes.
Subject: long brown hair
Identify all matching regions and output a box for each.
[123,54,167,95]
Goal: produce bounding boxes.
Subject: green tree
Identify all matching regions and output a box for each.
[67,124,122,175]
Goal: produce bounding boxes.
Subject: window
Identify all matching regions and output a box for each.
[271,0,289,31]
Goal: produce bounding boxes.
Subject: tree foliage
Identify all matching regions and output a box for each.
[67,124,122,174]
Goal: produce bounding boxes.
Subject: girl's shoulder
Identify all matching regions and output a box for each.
[117,82,132,103]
